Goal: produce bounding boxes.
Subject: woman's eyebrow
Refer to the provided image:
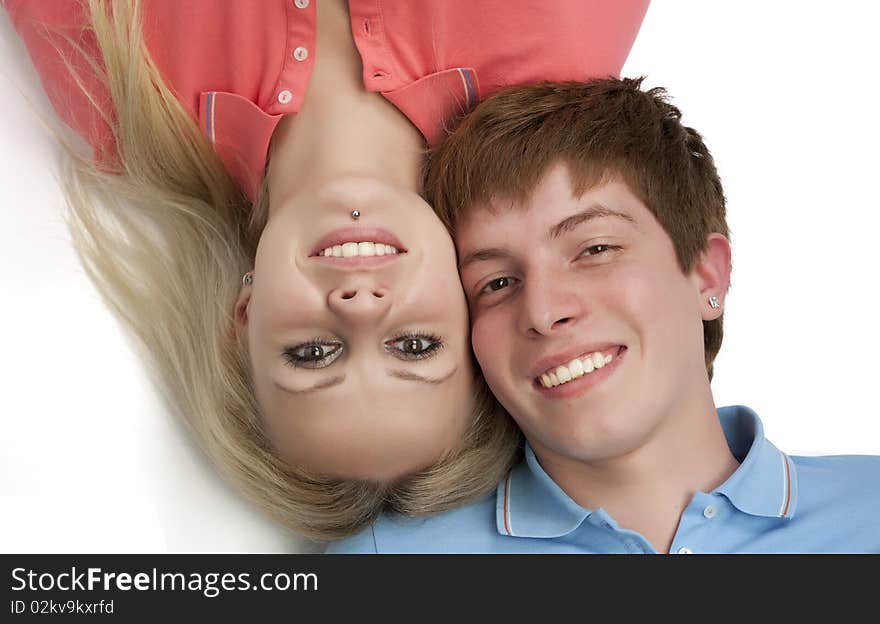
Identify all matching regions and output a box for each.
[274,376,345,395]
[387,367,458,385]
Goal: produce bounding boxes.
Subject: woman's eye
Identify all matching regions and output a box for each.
[283,342,342,368]
[387,334,443,360]
[480,276,518,294]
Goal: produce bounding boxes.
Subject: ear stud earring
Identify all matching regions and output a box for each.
[242,272,253,286]
[709,296,720,309]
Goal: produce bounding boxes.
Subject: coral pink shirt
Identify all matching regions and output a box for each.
[3,0,649,200]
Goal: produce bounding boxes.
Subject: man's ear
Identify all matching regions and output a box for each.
[233,282,253,341]
[691,233,731,321]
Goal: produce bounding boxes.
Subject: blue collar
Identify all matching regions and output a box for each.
[496,405,799,538]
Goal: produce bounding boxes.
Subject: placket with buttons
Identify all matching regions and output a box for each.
[669,492,725,555]
[270,0,317,114]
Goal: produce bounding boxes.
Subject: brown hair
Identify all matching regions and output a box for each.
[424,78,729,379]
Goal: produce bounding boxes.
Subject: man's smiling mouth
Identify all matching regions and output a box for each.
[536,346,626,389]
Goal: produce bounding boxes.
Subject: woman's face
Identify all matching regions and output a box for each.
[236,176,475,481]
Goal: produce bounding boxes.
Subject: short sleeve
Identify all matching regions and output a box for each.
[3,0,115,161]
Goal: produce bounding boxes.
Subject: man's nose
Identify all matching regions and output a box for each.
[327,284,392,322]
[518,278,581,337]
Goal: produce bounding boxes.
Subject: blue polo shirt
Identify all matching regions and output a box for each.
[326,406,880,553]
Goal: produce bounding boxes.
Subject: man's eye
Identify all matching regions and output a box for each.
[579,244,619,257]
[387,334,443,360]
[283,342,343,369]
[480,276,518,294]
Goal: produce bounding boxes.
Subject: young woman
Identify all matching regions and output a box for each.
[2,0,648,540]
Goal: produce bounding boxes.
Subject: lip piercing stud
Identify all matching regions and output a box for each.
[351,210,360,220]
[709,296,720,309]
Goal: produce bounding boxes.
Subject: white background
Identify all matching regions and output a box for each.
[1,2,878,553]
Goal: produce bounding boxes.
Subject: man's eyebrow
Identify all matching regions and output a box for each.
[549,204,637,239]
[387,367,458,385]
[458,248,512,271]
[458,204,636,271]
[274,375,345,395]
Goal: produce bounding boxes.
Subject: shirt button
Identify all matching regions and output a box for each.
[294,0,309,7]
[677,547,693,555]
[277,90,293,105]
[703,505,717,519]
[293,46,309,62]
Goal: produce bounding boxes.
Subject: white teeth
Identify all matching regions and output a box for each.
[320,241,400,258]
[555,366,572,384]
[582,356,594,374]
[537,349,619,389]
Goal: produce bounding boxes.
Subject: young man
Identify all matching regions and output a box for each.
[327,78,880,553]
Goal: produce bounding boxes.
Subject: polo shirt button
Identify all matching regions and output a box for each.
[703,505,717,519]
[277,90,293,105]
[677,547,693,555]
[294,0,309,8]
[293,46,309,61]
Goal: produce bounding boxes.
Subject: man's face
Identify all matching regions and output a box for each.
[456,163,716,464]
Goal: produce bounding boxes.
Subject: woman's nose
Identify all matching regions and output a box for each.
[327,284,392,321]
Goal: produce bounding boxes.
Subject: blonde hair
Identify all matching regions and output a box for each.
[57,0,521,541]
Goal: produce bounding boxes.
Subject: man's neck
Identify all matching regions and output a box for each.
[530,388,740,554]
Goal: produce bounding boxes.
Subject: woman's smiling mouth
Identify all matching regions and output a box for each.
[308,226,409,267]
[316,241,400,258]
